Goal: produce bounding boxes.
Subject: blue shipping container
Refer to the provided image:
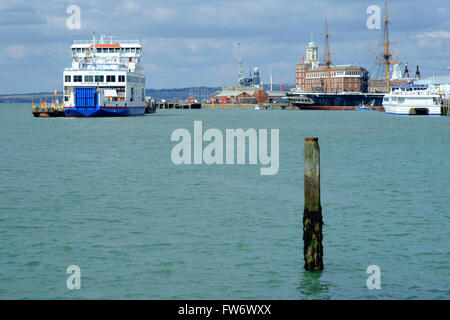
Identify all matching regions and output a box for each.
[75,87,97,108]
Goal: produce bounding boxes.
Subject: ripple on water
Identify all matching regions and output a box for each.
[0,106,449,299]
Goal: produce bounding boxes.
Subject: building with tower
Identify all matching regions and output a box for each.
[295,40,369,93]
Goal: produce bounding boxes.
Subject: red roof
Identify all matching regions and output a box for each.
[90,44,121,48]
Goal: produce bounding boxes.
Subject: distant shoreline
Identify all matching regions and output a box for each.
[0,85,296,103]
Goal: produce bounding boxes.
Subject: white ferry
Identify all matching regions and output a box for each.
[63,34,146,117]
[383,84,448,115]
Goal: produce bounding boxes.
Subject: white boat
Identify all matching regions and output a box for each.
[383,84,449,115]
[63,33,147,117]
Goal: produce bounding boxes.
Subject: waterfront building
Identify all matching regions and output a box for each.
[295,41,369,93]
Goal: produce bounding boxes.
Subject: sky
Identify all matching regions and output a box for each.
[0,0,449,94]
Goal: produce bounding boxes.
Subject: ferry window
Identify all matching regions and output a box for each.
[102,48,108,53]
[73,75,82,82]
[120,48,124,53]
[106,75,116,82]
[131,48,136,53]
[97,48,101,53]
[109,48,114,53]
[84,75,93,82]
[118,75,125,82]
[126,48,130,53]
[115,48,120,53]
[72,49,76,54]
[65,75,71,82]
[95,75,104,82]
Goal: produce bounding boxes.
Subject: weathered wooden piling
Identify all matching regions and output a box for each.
[303,137,323,271]
[441,101,450,116]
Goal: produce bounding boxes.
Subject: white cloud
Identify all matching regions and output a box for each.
[118,1,140,12]
[0,45,25,59]
[414,30,450,49]
[415,30,450,39]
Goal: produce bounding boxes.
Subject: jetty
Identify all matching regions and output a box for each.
[156,101,202,109]
[155,101,293,110]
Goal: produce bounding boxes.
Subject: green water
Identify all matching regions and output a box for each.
[0,103,449,299]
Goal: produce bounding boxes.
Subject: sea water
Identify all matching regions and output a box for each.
[0,103,448,299]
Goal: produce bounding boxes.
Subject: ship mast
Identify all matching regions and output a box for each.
[379,0,399,93]
[323,18,332,92]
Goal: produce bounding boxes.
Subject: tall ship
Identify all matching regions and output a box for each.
[63,34,147,117]
[287,1,398,110]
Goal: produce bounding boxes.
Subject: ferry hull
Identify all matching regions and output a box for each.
[288,93,384,110]
[383,105,441,116]
[64,106,145,117]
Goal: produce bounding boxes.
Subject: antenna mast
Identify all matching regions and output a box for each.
[236,42,243,86]
[270,64,273,92]
[92,32,97,66]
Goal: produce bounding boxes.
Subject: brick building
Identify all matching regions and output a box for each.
[295,41,369,93]
[211,86,268,104]
[367,79,409,93]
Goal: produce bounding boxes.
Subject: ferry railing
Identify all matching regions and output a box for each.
[73,40,140,45]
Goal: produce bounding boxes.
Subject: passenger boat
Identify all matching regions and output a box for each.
[383,84,448,115]
[63,34,147,117]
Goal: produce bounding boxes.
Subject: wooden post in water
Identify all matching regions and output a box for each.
[303,137,323,271]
